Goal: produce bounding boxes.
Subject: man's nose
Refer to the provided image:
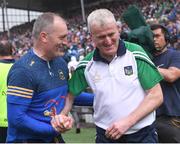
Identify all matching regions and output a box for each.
[153,36,157,41]
[104,36,111,45]
[61,38,68,46]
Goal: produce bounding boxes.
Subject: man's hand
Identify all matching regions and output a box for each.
[51,114,74,133]
[105,117,131,140]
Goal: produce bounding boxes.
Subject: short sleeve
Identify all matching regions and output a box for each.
[169,51,180,68]
[68,67,88,96]
[136,59,163,90]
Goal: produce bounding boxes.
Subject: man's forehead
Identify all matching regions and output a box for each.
[153,28,163,33]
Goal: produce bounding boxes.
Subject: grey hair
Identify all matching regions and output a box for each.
[87,9,117,33]
[32,12,65,39]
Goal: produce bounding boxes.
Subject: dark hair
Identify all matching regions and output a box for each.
[0,41,13,56]
[150,24,170,42]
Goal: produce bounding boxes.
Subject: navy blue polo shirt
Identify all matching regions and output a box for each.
[153,49,180,116]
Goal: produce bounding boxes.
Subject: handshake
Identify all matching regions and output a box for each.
[51,114,74,133]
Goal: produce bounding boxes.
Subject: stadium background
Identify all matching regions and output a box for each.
[0,0,179,60]
[0,0,179,142]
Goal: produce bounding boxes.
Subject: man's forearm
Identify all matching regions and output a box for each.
[158,67,180,82]
[8,103,58,137]
[61,93,74,115]
[105,84,163,140]
[126,84,163,127]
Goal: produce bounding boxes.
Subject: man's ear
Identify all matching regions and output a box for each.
[40,31,48,43]
[90,35,96,48]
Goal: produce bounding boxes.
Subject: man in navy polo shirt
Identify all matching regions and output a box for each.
[151,24,180,142]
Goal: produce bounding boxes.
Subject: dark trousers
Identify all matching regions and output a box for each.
[155,115,180,143]
[96,123,158,143]
[0,127,7,143]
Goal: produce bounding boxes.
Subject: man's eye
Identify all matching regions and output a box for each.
[59,35,67,39]
[98,36,105,39]
[108,33,114,37]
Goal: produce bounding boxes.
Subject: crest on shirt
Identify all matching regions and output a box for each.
[29,60,35,66]
[58,69,65,80]
[124,66,133,76]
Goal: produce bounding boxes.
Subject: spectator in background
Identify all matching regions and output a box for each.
[54,8,163,143]
[117,20,122,33]
[1,0,179,59]
[6,12,73,143]
[68,56,79,76]
[151,24,180,143]
[0,40,15,143]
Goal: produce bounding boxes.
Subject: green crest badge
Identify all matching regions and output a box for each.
[58,70,65,80]
[124,66,133,76]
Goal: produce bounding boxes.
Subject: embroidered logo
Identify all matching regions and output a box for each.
[157,64,164,68]
[30,60,35,66]
[124,66,133,76]
[58,69,65,80]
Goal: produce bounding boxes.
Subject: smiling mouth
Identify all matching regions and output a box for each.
[58,47,66,52]
[106,45,116,51]
[104,44,114,49]
[57,44,66,51]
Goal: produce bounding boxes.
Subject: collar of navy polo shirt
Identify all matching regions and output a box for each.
[93,39,126,64]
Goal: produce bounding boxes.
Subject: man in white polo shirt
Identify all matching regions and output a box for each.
[53,9,163,143]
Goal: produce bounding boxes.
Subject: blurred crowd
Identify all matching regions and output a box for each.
[0,0,179,64]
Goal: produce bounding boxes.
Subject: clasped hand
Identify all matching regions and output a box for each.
[51,114,74,133]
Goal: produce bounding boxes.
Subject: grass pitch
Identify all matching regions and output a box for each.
[62,127,96,143]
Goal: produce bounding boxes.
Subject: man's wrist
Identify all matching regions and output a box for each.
[60,111,69,116]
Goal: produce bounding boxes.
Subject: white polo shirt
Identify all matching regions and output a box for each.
[69,40,162,134]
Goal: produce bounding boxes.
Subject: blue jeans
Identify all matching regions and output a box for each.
[96,123,158,143]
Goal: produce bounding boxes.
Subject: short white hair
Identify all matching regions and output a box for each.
[87,9,117,33]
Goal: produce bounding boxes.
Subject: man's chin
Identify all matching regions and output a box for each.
[104,50,116,56]
[57,51,65,56]
[155,46,164,51]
